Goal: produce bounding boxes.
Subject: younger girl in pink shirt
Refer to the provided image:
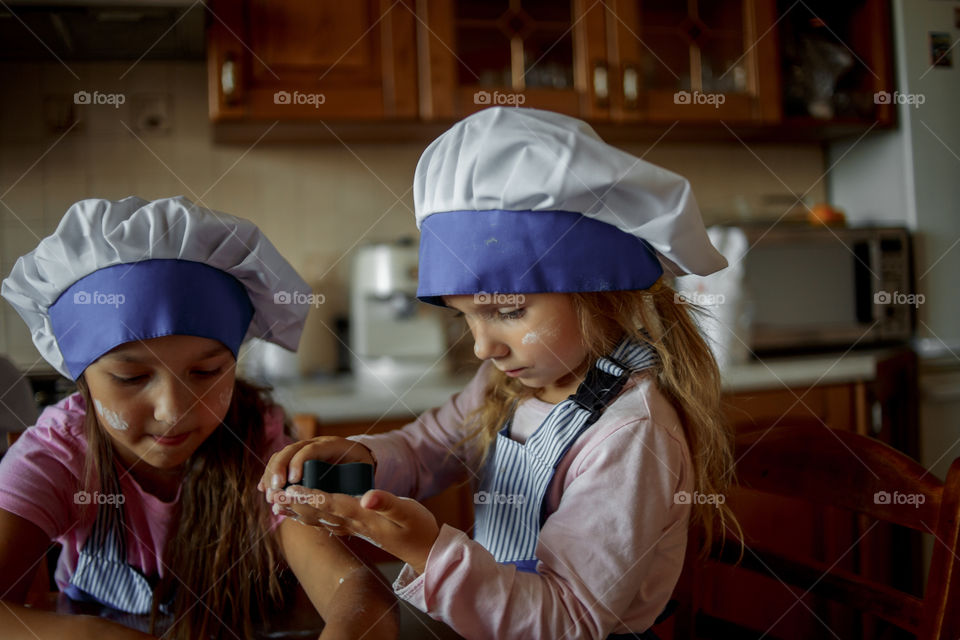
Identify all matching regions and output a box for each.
[0,197,398,639]
[262,108,740,639]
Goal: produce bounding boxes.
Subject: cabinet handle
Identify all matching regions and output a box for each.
[593,62,609,107]
[623,64,639,109]
[871,400,883,435]
[221,57,237,104]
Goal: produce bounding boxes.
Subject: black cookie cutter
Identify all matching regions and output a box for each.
[287,459,375,495]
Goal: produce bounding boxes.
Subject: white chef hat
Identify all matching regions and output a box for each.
[413,107,726,305]
[1,196,311,380]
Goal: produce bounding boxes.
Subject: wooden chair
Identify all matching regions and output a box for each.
[683,424,960,640]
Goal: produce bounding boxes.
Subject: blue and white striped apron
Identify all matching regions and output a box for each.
[473,337,673,639]
[66,487,158,614]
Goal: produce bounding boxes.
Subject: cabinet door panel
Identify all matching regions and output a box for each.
[208,0,418,121]
[607,0,780,123]
[418,0,607,119]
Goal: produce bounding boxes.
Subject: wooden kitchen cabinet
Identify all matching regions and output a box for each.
[206,0,893,140]
[417,0,609,120]
[606,0,782,123]
[417,0,780,123]
[776,0,895,127]
[207,0,418,121]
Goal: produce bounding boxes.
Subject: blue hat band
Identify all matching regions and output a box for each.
[48,259,254,379]
[416,210,663,305]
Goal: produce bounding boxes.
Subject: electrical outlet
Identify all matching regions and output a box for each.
[131,93,172,134]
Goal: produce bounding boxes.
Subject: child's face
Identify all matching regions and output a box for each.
[83,335,236,473]
[444,293,589,403]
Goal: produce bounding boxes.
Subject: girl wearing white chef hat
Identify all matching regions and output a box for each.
[262,107,740,639]
[0,197,398,639]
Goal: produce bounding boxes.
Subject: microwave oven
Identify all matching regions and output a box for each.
[724,225,914,354]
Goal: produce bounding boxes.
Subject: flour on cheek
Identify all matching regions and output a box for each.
[94,398,129,431]
[218,388,232,410]
[522,320,559,345]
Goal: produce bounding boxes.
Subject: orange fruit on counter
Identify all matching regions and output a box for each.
[808,203,846,226]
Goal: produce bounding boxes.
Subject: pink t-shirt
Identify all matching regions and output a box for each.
[0,392,290,592]
[349,360,694,640]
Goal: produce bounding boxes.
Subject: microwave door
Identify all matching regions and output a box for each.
[746,240,879,351]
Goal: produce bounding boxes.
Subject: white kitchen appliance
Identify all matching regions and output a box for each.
[349,241,447,392]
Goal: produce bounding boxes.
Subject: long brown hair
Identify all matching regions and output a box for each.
[76,377,284,639]
[459,278,741,553]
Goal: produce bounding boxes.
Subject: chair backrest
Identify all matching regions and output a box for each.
[691,424,960,640]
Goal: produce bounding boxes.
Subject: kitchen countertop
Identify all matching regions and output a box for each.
[271,350,883,422]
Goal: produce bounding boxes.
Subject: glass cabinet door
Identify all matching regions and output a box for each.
[608,0,780,122]
[419,0,608,119]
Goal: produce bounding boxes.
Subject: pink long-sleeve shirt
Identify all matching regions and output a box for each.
[0,392,289,594]
[349,361,693,639]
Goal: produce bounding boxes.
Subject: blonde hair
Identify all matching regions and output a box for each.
[459,278,741,553]
[76,377,285,639]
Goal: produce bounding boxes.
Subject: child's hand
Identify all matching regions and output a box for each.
[275,486,440,575]
[258,436,375,503]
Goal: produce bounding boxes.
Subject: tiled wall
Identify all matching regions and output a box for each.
[0,61,827,370]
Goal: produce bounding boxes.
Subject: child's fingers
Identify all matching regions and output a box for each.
[359,490,393,512]
[281,486,356,528]
[260,440,315,492]
[261,437,374,494]
[358,491,419,526]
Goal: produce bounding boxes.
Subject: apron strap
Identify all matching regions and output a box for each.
[536,358,631,527]
[68,473,158,614]
[570,356,631,419]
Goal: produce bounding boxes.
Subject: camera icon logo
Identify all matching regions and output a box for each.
[74,490,91,504]
[474,90,492,105]
[874,91,891,104]
[673,91,691,104]
[73,291,91,304]
[474,292,492,304]
[874,490,891,504]
[674,491,691,504]
[874,291,892,304]
[474,490,490,504]
[274,91,292,105]
[274,291,292,304]
[74,90,91,105]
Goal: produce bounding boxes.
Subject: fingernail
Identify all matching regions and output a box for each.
[271,473,283,490]
[288,467,298,482]
[272,503,282,515]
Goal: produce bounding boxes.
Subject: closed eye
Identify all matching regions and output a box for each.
[192,366,224,378]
